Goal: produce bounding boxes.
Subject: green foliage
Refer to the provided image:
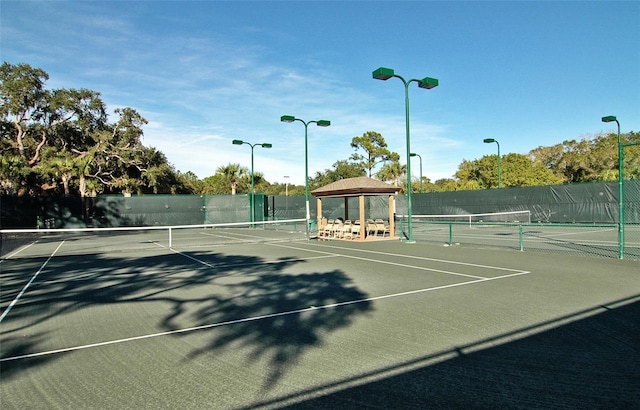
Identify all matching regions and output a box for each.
[453,153,561,190]
[1,62,189,196]
[529,133,640,183]
[376,160,405,187]
[309,160,365,190]
[5,62,636,197]
[350,131,400,178]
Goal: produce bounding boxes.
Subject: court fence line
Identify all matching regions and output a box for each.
[396,216,638,260]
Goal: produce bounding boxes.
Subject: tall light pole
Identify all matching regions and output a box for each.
[280,115,330,238]
[283,175,290,196]
[373,67,438,243]
[601,115,623,259]
[232,139,272,223]
[409,152,423,193]
[483,138,501,188]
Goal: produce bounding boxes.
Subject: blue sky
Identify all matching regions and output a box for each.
[2,1,639,185]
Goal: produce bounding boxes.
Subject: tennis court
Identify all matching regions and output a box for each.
[1,224,639,409]
[404,215,640,259]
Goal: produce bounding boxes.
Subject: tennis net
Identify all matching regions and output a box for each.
[1,218,307,259]
[399,210,531,226]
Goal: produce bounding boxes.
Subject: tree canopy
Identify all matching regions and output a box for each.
[350,131,399,178]
[2,62,638,197]
[1,62,189,196]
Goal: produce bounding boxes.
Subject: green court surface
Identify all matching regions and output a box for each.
[1,236,638,409]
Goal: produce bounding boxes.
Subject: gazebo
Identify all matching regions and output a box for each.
[311,176,399,240]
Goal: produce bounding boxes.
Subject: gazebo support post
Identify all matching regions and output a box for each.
[359,195,366,240]
[344,197,349,221]
[316,197,323,233]
[388,195,395,238]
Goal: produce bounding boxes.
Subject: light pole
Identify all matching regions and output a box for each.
[409,153,423,193]
[601,116,623,259]
[232,139,272,223]
[283,175,290,196]
[280,115,330,238]
[483,138,501,188]
[373,67,438,243]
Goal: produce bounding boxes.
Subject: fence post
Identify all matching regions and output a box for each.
[519,224,524,251]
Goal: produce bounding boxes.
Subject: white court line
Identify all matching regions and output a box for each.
[163,241,502,280]
[273,242,529,276]
[0,269,528,363]
[154,241,339,270]
[0,241,38,263]
[446,228,620,246]
[0,241,65,323]
[191,230,306,246]
[525,227,618,238]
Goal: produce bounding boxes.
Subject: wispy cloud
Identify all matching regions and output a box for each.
[3,1,638,186]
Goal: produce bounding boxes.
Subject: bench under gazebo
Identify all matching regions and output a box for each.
[311,176,399,241]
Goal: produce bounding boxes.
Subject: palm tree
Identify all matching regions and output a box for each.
[217,163,247,195]
[377,160,406,187]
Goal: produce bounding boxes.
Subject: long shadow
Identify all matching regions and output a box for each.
[252,295,640,409]
[183,265,371,390]
[1,247,372,389]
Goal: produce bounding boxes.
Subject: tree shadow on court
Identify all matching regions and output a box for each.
[181,262,372,390]
[252,295,640,409]
[1,248,372,389]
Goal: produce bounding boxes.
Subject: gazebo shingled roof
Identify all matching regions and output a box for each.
[311,176,398,198]
[311,176,398,241]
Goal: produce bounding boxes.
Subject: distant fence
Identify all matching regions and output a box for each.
[1,181,638,229]
[409,180,640,225]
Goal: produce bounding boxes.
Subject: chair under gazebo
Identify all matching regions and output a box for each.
[311,176,399,241]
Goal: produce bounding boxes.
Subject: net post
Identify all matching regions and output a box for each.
[519,224,524,251]
[169,227,173,248]
[449,223,453,246]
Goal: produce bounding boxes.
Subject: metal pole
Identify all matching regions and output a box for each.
[250,144,255,224]
[281,116,330,240]
[373,68,437,243]
[484,138,501,188]
[411,153,423,193]
[616,120,624,259]
[403,80,415,242]
[233,139,271,226]
[304,122,310,238]
[496,140,501,189]
[418,154,423,193]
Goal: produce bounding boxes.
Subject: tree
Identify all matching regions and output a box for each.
[454,153,560,189]
[1,62,189,196]
[204,163,248,195]
[350,131,399,178]
[527,133,640,183]
[454,159,481,190]
[499,153,561,187]
[376,159,406,188]
[623,131,640,180]
[309,160,365,189]
[1,62,53,194]
[431,178,458,192]
[180,171,206,194]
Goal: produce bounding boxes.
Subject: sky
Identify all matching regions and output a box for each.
[2,1,639,186]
